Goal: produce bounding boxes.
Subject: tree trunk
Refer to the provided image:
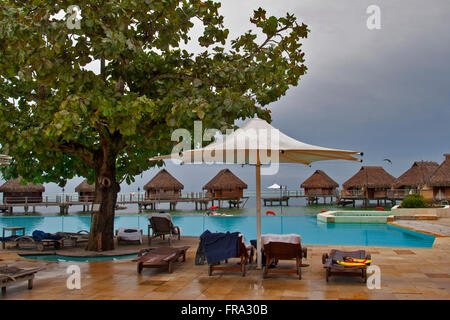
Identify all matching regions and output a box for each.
[86,150,120,251]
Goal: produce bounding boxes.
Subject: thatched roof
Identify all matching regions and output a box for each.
[301,170,339,189]
[428,154,450,187]
[393,161,439,188]
[343,166,395,189]
[75,180,95,193]
[144,169,184,191]
[203,169,248,190]
[0,177,45,193]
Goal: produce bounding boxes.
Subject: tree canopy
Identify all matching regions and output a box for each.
[0,0,308,185]
[0,0,309,250]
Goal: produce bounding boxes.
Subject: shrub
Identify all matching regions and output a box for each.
[400,194,429,208]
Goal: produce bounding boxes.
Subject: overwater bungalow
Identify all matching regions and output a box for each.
[203,169,248,208]
[75,179,95,212]
[426,154,450,202]
[300,170,339,205]
[0,177,45,204]
[391,161,439,200]
[341,166,396,206]
[143,169,184,210]
[144,169,184,200]
[75,180,95,202]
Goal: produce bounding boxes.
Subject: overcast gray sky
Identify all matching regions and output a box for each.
[2,0,450,194]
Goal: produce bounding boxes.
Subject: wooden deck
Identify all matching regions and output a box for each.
[0,193,251,214]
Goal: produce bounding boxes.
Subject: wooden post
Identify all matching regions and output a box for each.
[256,161,262,270]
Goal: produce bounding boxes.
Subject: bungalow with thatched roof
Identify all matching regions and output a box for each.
[391,161,439,200]
[342,166,395,206]
[75,180,95,202]
[426,154,450,201]
[144,169,184,200]
[203,169,247,207]
[0,177,45,204]
[301,170,339,204]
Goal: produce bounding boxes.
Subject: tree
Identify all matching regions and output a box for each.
[0,0,309,251]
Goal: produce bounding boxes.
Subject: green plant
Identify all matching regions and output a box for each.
[400,194,429,208]
[0,1,309,251]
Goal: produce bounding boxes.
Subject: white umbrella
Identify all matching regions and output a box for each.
[268,183,281,189]
[152,118,362,268]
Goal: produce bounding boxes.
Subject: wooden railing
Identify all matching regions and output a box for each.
[386,189,418,199]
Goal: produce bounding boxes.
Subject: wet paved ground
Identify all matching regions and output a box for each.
[1,228,450,300]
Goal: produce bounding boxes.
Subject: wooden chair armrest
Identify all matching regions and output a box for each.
[322,253,329,265]
[173,226,181,235]
[302,247,307,259]
[14,236,35,242]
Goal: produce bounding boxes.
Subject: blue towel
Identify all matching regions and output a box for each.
[200,229,240,264]
[32,230,62,241]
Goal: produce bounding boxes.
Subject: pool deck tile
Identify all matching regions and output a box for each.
[1,235,450,300]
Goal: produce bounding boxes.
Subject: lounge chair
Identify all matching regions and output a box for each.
[322,249,371,283]
[14,230,64,251]
[261,234,308,280]
[115,228,143,245]
[56,230,89,248]
[147,214,181,245]
[200,230,253,277]
[133,246,190,274]
[0,265,43,294]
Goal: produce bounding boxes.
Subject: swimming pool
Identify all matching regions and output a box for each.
[0,215,435,248]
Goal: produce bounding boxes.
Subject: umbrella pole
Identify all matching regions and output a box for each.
[256,162,262,269]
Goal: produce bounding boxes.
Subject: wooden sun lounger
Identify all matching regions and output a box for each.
[262,241,307,280]
[322,249,371,283]
[0,265,43,294]
[208,236,254,277]
[56,230,89,248]
[13,236,63,251]
[133,246,190,274]
[148,216,181,245]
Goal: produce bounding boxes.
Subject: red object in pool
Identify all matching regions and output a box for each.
[376,207,384,211]
[266,211,276,216]
[321,210,327,213]
[210,206,218,209]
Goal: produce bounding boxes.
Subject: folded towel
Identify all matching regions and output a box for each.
[32,230,62,241]
[200,230,240,264]
[261,234,301,245]
[148,213,173,223]
[117,228,142,243]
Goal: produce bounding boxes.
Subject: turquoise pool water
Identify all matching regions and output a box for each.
[20,253,137,262]
[0,215,435,248]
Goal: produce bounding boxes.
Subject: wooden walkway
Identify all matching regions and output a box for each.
[0,193,251,214]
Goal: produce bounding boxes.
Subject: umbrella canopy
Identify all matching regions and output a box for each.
[268,183,281,189]
[157,118,361,165]
[152,118,362,268]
